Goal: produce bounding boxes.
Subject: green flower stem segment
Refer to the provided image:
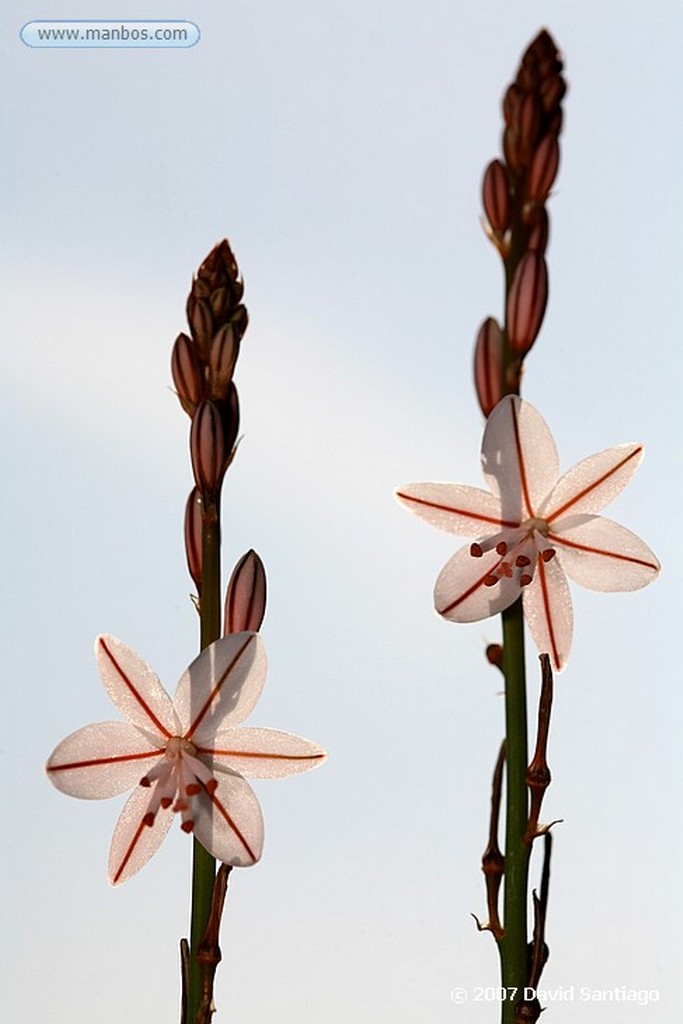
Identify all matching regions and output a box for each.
[500,598,530,1024]
[188,512,222,1024]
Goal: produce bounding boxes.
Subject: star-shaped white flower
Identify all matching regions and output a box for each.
[47,632,326,884]
[396,396,659,670]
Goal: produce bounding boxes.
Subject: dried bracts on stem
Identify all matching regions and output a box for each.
[475,30,566,412]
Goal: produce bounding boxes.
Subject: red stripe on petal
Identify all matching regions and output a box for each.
[395,491,516,529]
[549,531,659,571]
[535,558,561,671]
[199,748,325,763]
[438,565,502,616]
[206,787,258,862]
[510,400,535,518]
[98,638,173,739]
[47,749,161,773]
[112,816,148,885]
[186,634,256,739]
[546,447,642,523]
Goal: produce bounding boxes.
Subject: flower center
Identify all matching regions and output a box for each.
[139,736,218,833]
[470,517,555,588]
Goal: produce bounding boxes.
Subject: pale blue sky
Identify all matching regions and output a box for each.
[3,2,681,1022]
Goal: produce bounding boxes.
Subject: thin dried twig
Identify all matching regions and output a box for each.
[473,740,506,940]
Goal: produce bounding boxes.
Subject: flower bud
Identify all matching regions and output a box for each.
[219,384,240,461]
[187,294,214,360]
[224,550,267,634]
[190,400,226,494]
[518,92,541,156]
[525,205,549,254]
[507,252,548,355]
[473,318,504,417]
[184,488,203,590]
[208,323,239,400]
[171,332,203,416]
[527,134,560,204]
[540,73,566,114]
[482,160,511,234]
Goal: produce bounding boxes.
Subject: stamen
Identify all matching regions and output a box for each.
[470,542,483,557]
[143,811,155,827]
[515,554,531,567]
[541,548,556,562]
[520,573,533,586]
[496,541,508,555]
[484,574,499,587]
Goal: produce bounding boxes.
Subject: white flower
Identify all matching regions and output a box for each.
[46,632,326,884]
[396,396,659,670]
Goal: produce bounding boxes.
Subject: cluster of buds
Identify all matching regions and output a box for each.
[172,241,249,595]
[475,30,566,413]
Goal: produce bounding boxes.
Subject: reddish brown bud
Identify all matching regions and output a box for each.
[507,252,548,355]
[503,83,522,127]
[527,134,560,204]
[482,161,511,234]
[486,643,504,672]
[540,73,566,114]
[184,487,203,590]
[525,206,549,254]
[503,125,522,173]
[190,400,226,494]
[518,92,541,156]
[224,550,267,634]
[171,332,203,416]
[187,294,213,355]
[219,384,240,460]
[208,323,239,400]
[473,318,504,417]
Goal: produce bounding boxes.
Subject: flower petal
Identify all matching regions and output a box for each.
[542,443,644,521]
[46,722,163,798]
[174,632,266,743]
[202,727,327,779]
[551,515,660,591]
[193,771,263,866]
[482,397,559,519]
[395,483,510,535]
[434,544,521,622]
[522,555,573,672]
[108,784,174,885]
[96,635,179,740]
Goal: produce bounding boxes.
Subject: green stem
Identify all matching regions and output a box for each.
[188,511,222,1023]
[500,598,530,1023]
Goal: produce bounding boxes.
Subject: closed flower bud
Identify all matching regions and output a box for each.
[184,487,203,590]
[220,384,240,460]
[473,318,504,417]
[171,332,203,416]
[187,294,214,356]
[527,134,560,204]
[224,549,267,634]
[482,160,511,234]
[507,252,548,355]
[525,205,550,254]
[190,400,226,494]
[503,83,522,127]
[540,73,566,114]
[518,92,541,156]
[503,126,522,173]
[208,323,239,400]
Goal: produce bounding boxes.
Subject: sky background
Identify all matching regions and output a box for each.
[2,2,682,1022]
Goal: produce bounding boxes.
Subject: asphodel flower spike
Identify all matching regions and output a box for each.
[46,632,326,884]
[396,395,659,670]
